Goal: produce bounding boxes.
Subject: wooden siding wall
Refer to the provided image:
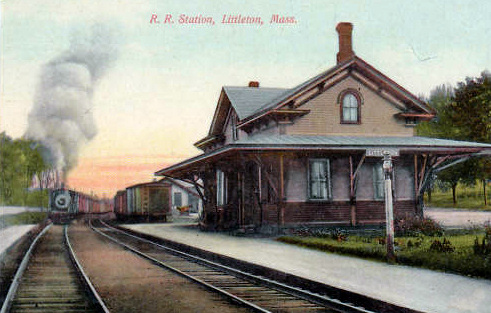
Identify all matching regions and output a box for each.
[285,76,414,137]
[250,120,281,137]
[223,110,237,145]
[285,157,351,202]
[394,157,415,200]
[285,155,414,203]
[260,200,416,226]
[205,154,417,229]
[285,158,307,202]
[283,201,351,225]
[262,204,280,225]
[331,157,350,201]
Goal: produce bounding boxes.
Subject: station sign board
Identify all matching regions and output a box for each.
[366,148,400,157]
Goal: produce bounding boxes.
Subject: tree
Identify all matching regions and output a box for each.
[448,72,491,204]
[0,132,15,203]
[417,83,454,139]
[0,132,50,206]
[448,71,491,143]
[416,84,466,204]
[417,72,491,205]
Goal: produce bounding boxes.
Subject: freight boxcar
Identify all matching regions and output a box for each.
[114,181,171,222]
[114,190,127,215]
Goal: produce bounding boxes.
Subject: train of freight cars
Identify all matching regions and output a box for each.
[114,181,172,222]
[50,188,114,215]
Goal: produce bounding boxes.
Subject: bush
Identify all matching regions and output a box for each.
[395,214,443,237]
[289,227,349,241]
[2,212,48,226]
[429,238,455,253]
[474,222,491,256]
[485,221,491,237]
[25,190,49,208]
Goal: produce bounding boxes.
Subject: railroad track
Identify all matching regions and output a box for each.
[91,219,374,313]
[1,224,109,313]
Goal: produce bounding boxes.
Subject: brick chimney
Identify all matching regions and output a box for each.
[248,81,260,88]
[336,22,354,64]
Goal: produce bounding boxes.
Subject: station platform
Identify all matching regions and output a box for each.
[0,225,36,256]
[123,222,491,313]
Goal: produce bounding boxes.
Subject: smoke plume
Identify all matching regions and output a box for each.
[26,24,119,181]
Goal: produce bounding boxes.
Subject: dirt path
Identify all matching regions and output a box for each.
[68,220,250,313]
[425,207,491,228]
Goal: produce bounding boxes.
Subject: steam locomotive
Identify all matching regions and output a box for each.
[49,188,113,223]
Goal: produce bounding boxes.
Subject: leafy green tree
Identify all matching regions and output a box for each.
[0,132,15,203]
[448,72,491,204]
[417,72,491,205]
[0,132,49,206]
[449,71,491,143]
[417,83,454,139]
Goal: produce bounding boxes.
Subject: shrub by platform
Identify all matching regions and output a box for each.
[278,224,491,279]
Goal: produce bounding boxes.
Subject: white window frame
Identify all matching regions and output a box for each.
[342,93,359,122]
[373,162,397,200]
[308,158,332,201]
[373,163,385,200]
[216,169,227,206]
[173,192,182,207]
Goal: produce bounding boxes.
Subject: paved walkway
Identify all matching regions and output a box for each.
[0,225,36,255]
[0,207,43,256]
[425,207,491,228]
[124,223,491,313]
[0,206,43,217]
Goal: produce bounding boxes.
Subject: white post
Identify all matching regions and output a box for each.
[383,152,395,262]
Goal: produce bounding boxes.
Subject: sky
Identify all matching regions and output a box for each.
[1,0,490,198]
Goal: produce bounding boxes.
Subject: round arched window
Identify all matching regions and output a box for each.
[341,92,360,123]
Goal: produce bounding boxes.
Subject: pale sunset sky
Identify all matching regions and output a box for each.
[1,0,490,198]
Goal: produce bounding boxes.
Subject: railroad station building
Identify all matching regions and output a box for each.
[156,23,491,231]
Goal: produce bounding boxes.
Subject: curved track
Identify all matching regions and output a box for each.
[1,224,109,313]
[91,219,374,313]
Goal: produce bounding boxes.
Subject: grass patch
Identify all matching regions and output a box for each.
[0,212,48,228]
[278,232,491,279]
[425,193,491,210]
[0,189,49,208]
[424,181,491,211]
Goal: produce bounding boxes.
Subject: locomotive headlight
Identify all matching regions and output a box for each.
[54,191,71,210]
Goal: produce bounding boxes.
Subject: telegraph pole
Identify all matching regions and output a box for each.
[383,152,395,262]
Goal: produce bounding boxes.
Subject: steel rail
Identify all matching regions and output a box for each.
[90,220,271,313]
[64,224,111,313]
[0,224,52,313]
[93,219,374,313]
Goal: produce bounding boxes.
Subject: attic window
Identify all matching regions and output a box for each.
[231,115,238,140]
[339,89,362,124]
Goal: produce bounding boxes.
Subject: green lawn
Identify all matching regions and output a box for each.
[0,212,48,229]
[424,181,490,211]
[278,231,491,279]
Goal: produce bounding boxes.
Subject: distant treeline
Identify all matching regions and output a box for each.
[417,71,490,205]
[0,132,49,207]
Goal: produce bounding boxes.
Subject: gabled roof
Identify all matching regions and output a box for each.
[201,56,434,145]
[223,86,288,120]
[238,56,435,128]
[198,86,289,149]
